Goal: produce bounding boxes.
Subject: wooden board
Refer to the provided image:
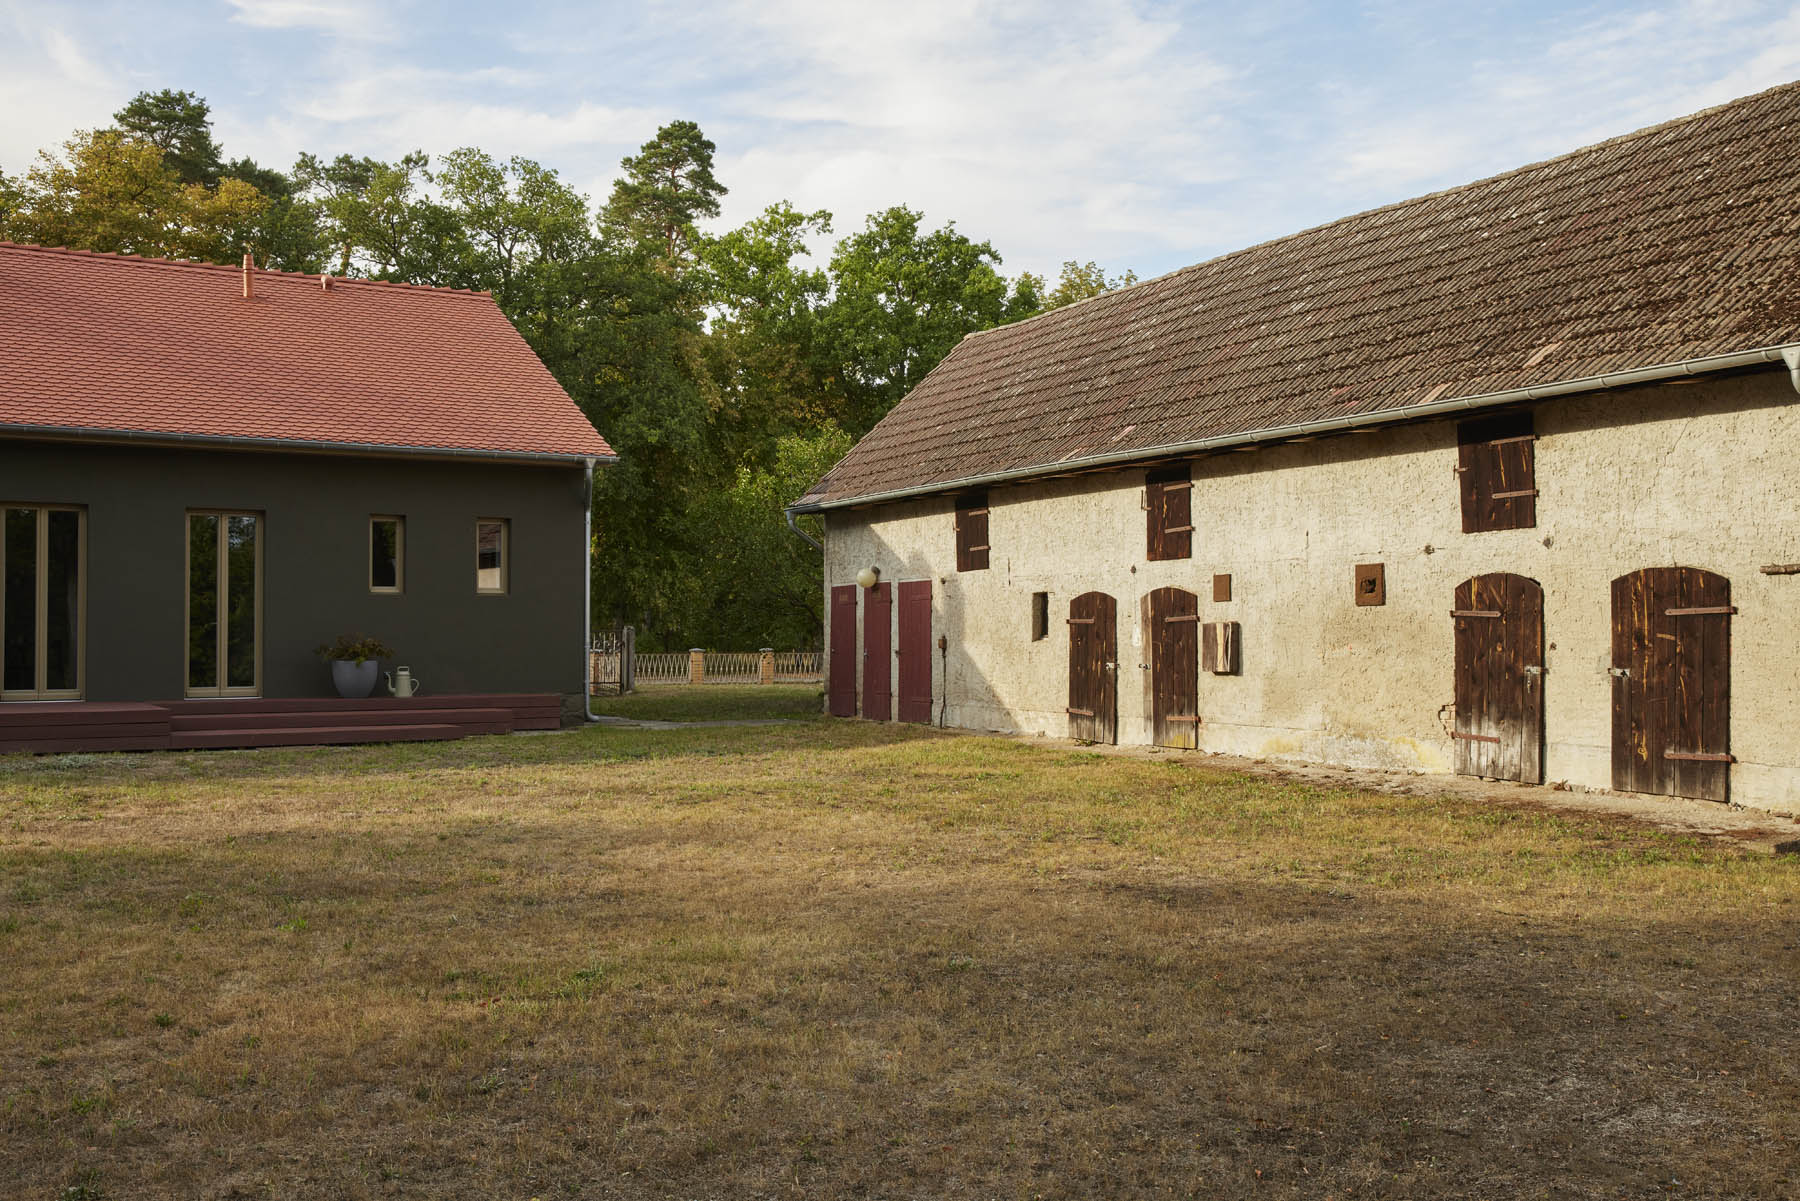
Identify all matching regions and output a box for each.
[896,580,933,724]
[1145,468,1192,562]
[1453,573,1544,783]
[862,582,892,721]
[1067,591,1118,744]
[1612,567,1730,801]
[1148,587,1199,749]
[954,493,989,572]
[1457,413,1537,533]
[828,584,858,718]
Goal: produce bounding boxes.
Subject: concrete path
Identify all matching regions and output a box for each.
[586,715,797,730]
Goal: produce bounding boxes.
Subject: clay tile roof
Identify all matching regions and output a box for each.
[0,244,612,461]
[800,80,1800,509]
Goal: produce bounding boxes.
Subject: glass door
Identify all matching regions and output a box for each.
[186,512,261,697]
[1,505,85,700]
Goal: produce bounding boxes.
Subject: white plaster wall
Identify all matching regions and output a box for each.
[822,371,1800,815]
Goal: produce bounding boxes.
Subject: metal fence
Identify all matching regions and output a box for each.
[589,633,822,693]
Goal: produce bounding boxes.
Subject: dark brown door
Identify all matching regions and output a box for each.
[828,584,857,717]
[896,581,933,724]
[1453,573,1544,783]
[1068,591,1117,744]
[862,582,892,721]
[1612,568,1732,801]
[1149,586,1199,749]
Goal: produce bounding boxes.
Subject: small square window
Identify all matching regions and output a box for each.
[1031,591,1049,640]
[476,519,509,594]
[370,516,403,592]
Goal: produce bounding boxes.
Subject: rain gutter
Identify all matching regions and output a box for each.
[784,508,823,551]
[582,457,603,723]
[0,421,619,468]
[787,344,1800,515]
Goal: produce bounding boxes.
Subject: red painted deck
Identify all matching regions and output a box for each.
[0,694,562,754]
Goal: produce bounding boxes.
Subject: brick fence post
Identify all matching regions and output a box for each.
[759,648,775,685]
[689,648,705,685]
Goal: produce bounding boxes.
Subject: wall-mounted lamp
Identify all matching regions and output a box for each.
[856,566,880,589]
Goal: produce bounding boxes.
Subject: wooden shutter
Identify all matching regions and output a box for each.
[1611,567,1731,801]
[954,491,989,572]
[896,581,933,723]
[1457,413,1537,533]
[1145,466,1193,561]
[827,585,858,717]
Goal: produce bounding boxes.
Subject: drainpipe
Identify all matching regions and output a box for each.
[581,458,603,723]
[784,508,822,551]
[1784,346,1800,394]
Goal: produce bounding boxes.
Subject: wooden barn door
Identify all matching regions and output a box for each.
[1612,568,1732,802]
[1149,586,1199,749]
[1067,591,1117,744]
[1452,574,1544,783]
[862,582,892,721]
[896,581,933,724]
[828,584,857,717]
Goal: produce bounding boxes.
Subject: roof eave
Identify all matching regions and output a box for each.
[0,422,618,467]
[790,343,1800,514]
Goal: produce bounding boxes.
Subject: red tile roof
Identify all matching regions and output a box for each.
[800,81,1800,509]
[0,243,612,461]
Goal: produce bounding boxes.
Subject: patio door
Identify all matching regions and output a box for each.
[1,505,85,700]
[187,512,262,697]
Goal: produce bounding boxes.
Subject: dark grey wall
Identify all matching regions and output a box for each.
[1,438,589,702]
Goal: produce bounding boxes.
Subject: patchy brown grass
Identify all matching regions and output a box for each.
[2,723,1797,1200]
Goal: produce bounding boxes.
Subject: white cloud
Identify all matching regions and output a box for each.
[223,0,383,38]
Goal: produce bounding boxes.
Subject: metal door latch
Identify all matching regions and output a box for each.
[1609,667,1631,678]
[1522,665,1543,676]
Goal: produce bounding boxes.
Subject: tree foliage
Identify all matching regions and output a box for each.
[1,92,1136,651]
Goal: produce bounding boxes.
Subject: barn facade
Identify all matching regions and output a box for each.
[792,84,1800,815]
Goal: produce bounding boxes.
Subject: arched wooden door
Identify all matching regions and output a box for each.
[1067,591,1117,744]
[1452,573,1544,783]
[1612,568,1732,801]
[1148,587,1199,749]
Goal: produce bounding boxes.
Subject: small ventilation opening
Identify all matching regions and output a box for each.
[1031,591,1049,641]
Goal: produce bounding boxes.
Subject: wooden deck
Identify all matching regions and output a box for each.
[0,694,563,754]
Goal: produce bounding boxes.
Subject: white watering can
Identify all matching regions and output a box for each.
[386,667,423,698]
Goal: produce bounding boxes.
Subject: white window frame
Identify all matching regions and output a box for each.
[370,515,405,594]
[476,518,509,595]
[0,503,87,701]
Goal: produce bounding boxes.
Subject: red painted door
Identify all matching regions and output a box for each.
[828,584,857,717]
[896,580,933,724]
[862,582,892,721]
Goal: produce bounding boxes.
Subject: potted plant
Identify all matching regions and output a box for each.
[316,634,396,699]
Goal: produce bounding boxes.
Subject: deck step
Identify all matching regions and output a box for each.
[168,723,467,750]
[165,707,513,734]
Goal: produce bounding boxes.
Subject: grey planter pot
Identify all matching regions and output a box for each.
[331,659,380,699]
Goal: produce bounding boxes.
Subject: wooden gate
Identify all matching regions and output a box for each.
[1067,591,1117,744]
[1452,574,1544,783]
[828,584,857,717]
[896,581,933,724]
[1612,568,1732,801]
[1149,586,1199,749]
[862,582,892,721]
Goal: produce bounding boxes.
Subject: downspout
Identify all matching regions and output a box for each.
[1784,346,1800,394]
[581,458,603,723]
[784,507,823,551]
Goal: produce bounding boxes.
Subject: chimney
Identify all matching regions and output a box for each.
[241,253,254,300]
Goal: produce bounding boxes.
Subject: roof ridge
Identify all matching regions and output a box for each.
[970,76,1800,343]
[0,241,495,300]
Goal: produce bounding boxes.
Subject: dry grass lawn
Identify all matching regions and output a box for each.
[2,720,1797,1199]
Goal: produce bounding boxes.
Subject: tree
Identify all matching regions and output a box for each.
[295,150,462,282]
[432,148,592,306]
[690,424,852,649]
[6,129,189,255]
[697,202,837,466]
[600,120,726,266]
[1041,259,1137,310]
[114,89,223,186]
[220,155,326,273]
[821,205,1038,434]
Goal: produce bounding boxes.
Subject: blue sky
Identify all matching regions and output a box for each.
[4,0,1799,280]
